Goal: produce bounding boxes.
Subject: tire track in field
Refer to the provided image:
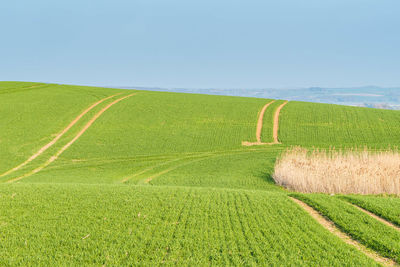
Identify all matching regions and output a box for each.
[256,101,275,143]
[121,157,183,183]
[123,146,277,184]
[290,197,397,266]
[242,101,274,146]
[6,93,136,183]
[242,100,288,146]
[0,93,121,178]
[143,150,266,184]
[272,101,288,144]
[0,84,48,95]
[350,204,400,232]
[122,152,217,183]
[143,155,213,184]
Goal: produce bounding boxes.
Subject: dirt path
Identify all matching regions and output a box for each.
[351,204,400,232]
[290,197,396,266]
[0,93,121,178]
[6,93,135,183]
[242,100,288,146]
[256,101,275,142]
[272,101,288,144]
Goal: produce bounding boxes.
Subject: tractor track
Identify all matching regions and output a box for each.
[6,93,135,183]
[0,93,121,178]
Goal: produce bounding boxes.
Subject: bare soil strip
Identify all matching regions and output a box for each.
[272,101,288,144]
[351,204,400,232]
[6,93,135,183]
[290,197,396,266]
[242,100,289,146]
[0,93,121,178]
[242,101,275,146]
[256,101,275,142]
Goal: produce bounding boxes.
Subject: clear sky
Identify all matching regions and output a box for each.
[1,0,399,88]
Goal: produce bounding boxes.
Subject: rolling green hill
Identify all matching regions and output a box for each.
[280,101,400,148]
[1,81,399,266]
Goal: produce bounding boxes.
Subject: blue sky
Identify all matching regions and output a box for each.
[1,0,399,88]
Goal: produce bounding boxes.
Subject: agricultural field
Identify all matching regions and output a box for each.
[279,101,400,148]
[0,184,378,266]
[1,81,400,265]
[290,194,400,263]
[340,195,400,227]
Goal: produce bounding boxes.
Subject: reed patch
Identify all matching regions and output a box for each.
[273,147,400,195]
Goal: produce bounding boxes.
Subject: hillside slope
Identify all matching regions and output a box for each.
[280,101,400,147]
[1,81,399,265]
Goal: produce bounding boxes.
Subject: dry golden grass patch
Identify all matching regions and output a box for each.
[273,147,400,195]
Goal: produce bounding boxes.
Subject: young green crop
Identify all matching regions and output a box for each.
[150,147,284,190]
[291,193,400,263]
[260,100,286,143]
[0,184,377,266]
[59,90,271,156]
[279,101,400,148]
[1,85,274,185]
[340,195,400,227]
[0,82,122,174]
[1,81,400,265]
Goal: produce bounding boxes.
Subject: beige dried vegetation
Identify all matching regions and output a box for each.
[273,147,400,195]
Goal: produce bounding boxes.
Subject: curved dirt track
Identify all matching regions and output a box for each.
[352,204,400,232]
[242,100,288,146]
[272,101,288,143]
[7,93,135,183]
[0,93,121,178]
[256,101,275,143]
[290,197,396,266]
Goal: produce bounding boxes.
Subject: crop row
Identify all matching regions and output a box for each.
[1,83,280,186]
[340,195,400,227]
[291,193,400,263]
[279,101,400,148]
[0,184,376,266]
[0,83,121,176]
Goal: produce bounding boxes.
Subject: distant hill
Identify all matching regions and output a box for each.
[121,85,400,110]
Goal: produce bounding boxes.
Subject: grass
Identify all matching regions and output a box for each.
[1,81,400,265]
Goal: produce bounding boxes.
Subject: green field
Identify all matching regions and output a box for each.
[340,195,400,227]
[291,193,400,263]
[280,101,400,148]
[1,81,400,265]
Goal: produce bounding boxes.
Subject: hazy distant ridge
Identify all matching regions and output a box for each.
[120,86,400,110]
